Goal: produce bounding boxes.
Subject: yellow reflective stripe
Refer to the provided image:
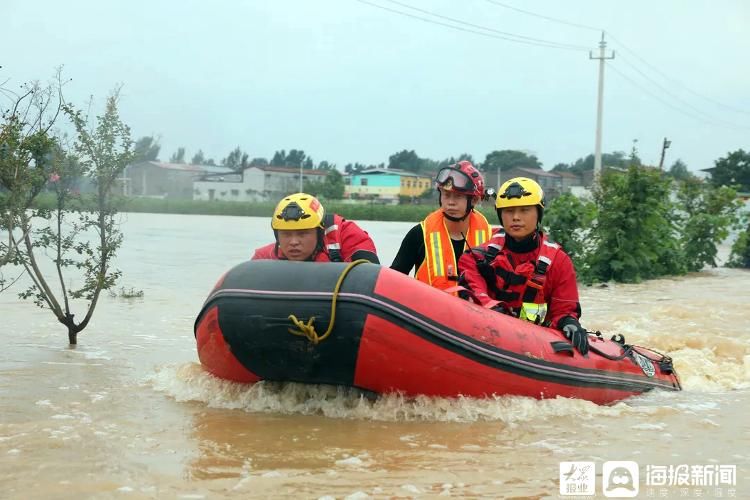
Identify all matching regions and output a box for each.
[430,231,444,276]
[473,229,487,246]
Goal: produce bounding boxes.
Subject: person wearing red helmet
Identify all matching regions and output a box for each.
[391,161,491,293]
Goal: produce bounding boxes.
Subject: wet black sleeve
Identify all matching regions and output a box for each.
[351,249,380,264]
[390,224,425,275]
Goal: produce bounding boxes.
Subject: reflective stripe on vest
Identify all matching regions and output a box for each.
[416,209,491,292]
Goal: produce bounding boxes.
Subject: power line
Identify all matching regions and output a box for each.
[354,0,589,51]
[606,32,750,117]
[484,0,602,32]
[615,52,748,129]
[384,0,589,50]
[608,63,750,131]
[480,0,750,117]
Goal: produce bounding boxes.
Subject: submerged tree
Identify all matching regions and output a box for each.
[675,178,741,271]
[13,90,134,344]
[1,77,64,292]
[543,193,597,279]
[727,217,750,269]
[709,149,750,192]
[587,165,685,282]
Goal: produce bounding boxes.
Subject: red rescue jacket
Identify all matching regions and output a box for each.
[458,230,580,329]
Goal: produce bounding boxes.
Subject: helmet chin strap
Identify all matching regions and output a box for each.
[443,211,469,222]
[440,192,473,222]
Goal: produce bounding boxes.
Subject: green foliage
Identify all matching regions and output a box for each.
[169,147,186,163]
[222,146,248,171]
[190,149,205,165]
[304,169,345,200]
[709,149,750,192]
[272,149,311,168]
[587,165,685,283]
[344,162,369,174]
[675,178,741,271]
[667,159,692,181]
[388,149,426,173]
[543,193,597,279]
[481,150,541,174]
[1,79,62,289]
[727,218,750,268]
[437,153,474,170]
[133,136,160,162]
[108,286,144,299]
[249,157,268,167]
[561,151,633,175]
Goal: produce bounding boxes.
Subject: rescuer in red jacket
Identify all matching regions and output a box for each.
[252,192,379,264]
[458,177,589,354]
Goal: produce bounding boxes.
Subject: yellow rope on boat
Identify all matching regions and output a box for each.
[287,259,370,344]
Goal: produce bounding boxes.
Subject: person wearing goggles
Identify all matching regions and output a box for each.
[252,192,379,263]
[390,161,491,294]
[458,177,588,355]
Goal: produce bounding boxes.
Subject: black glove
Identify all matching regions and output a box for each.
[476,258,496,285]
[558,316,589,356]
[490,302,513,316]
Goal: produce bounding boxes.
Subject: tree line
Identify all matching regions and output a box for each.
[138,135,750,195]
[543,163,750,283]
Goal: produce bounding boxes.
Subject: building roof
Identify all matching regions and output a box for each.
[556,170,580,178]
[246,165,328,176]
[510,167,561,178]
[357,168,429,178]
[132,161,234,174]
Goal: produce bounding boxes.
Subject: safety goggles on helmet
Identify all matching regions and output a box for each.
[435,167,475,193]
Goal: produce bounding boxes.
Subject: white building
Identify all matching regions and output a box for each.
[193,165,328,202]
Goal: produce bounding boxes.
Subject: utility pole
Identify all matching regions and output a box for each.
[299,163,303,193]
[590,32,615,183]
[658,137,671,170]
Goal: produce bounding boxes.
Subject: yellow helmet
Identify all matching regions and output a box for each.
[496,177,545,223]
[271,193,325,231]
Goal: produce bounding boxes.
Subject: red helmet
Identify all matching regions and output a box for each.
[434,160,485,198]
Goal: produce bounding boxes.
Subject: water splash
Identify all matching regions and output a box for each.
[148,363,680,423]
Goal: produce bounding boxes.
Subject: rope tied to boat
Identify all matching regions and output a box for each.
[287,259,370,344]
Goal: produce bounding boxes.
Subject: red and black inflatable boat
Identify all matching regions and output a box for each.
[194,261,681,405]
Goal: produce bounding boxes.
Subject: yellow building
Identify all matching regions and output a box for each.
[345,168,432,202]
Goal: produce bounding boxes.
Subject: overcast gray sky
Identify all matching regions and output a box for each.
[3,0,749,174]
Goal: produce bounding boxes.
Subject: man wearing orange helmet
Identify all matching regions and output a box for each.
[391,161,491,293]
[252,193,379,263]
[458,177,588,355]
